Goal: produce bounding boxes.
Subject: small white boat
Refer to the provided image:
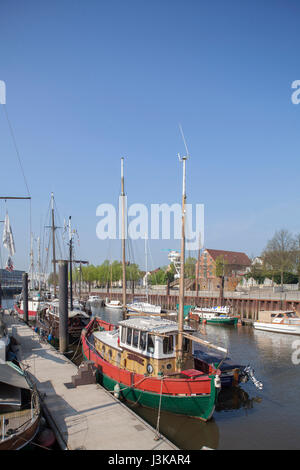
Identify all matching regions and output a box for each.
[104,299,123,309]
[127,301,161,314]
[88,295,102,303]
[253,310,300,335]
[72,299,84,310]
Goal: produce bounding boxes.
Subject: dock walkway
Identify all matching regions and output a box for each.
[5,313,177,450]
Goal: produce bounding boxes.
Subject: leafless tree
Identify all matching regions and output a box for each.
[292,233,300,287]
[262,229,295,288]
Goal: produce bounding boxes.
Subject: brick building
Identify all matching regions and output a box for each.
[195,249,251,291]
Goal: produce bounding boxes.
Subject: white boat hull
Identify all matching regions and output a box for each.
[127,302,161,314]
[253,321,300,335]
[105,302,123,309]
[88,297,102,303]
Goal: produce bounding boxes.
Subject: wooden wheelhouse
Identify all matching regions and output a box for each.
[93,317,196,377]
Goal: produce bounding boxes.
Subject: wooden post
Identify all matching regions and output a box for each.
[22,273,28,324]
[219,276,224,306]
[59,261,68,354]
[51,193,57,298]
[69,216,73,311]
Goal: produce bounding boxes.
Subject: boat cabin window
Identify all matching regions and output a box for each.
[147,334,155,354]
[140,331,147,350]
[163,335,173,354]
[121,326,127,343]
[126,327,132,345]
[183,337,189,352]
[132,329,139,348]
[277,314,284,318]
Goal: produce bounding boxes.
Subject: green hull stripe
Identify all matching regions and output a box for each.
[199,318,238,325]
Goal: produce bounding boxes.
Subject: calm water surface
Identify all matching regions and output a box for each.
[5,298,299,450]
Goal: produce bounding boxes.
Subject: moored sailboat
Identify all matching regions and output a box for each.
[82,152,225,420]
[82,315,222,420]
[36,299,90,341]
[14,291,51,321]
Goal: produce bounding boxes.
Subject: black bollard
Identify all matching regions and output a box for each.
[22,273,28,323]
[59,261,68,354]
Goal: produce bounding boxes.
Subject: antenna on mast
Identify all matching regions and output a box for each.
[178,123,190,158]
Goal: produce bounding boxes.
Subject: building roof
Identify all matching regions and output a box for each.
[204,249,251,266]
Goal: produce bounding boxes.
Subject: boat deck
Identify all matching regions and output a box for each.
[3,313,177,450]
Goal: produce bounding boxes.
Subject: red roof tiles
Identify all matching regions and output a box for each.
[205,249,251,266]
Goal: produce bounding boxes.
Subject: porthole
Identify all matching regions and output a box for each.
[166,363,172,370]
[147,364,153,374]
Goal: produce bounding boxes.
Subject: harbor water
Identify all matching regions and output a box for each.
[5,298,300,450]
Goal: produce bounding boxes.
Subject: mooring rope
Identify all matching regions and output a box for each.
[154,377,164,441]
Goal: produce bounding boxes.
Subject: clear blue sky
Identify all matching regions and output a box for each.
[1,0,300,272]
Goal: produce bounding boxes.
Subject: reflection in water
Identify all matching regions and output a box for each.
[216,386,262,413]
[91,304,123,325]
[127,404,220,450]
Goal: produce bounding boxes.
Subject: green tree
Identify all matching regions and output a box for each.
[126,263,141,282]
[111,261,122,283]
[149,268,166,285]
[47,272,59,287]
[82,265,97,292]
[184,257,197,279]
[293,233,300,288]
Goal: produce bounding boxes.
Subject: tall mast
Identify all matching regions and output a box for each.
[196,232,201,298]
[69,216,73,310]
[37,236,41,292]
[145,233,148,302]
[177,149,189,370]
[121,157,126,316]
[51,192,57,297]
[110,263,113,291]
[29,232,34,291]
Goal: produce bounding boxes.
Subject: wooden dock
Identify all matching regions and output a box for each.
[5,313,177,450]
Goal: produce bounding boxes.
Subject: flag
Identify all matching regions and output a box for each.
[3,212,15,256]
[5,256,14,272]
